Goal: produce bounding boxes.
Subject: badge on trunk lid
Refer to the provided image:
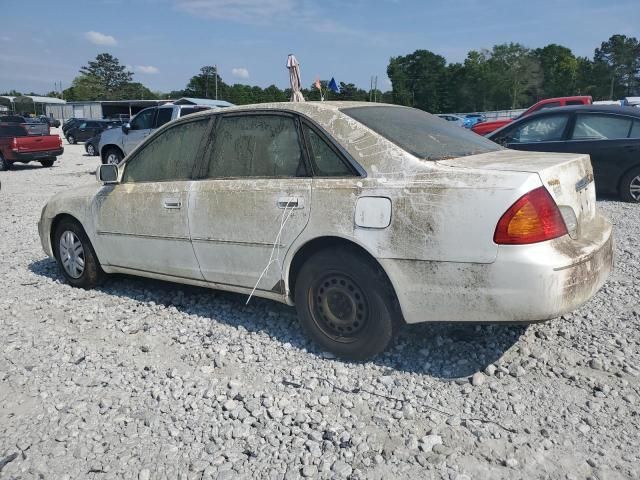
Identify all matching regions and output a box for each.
[575,173,594,192]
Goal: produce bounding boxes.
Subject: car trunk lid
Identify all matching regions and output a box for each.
[437,149,597,238]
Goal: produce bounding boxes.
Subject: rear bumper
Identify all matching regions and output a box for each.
[381,214,613,324]
[12,148,63,161]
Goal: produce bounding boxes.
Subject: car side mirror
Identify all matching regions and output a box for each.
[97,164,119,184]
[122,123,130,134]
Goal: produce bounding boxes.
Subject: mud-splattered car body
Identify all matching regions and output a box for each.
[39,102,613,331]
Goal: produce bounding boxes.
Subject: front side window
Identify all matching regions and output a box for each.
[341,106,501,160]
[130,108,155,130]
[205,115,306,178]
[303,124,353,176]
[572,114,632,140]
[123,119,209,183]
[501,114,570,144]
[154,108,173,128]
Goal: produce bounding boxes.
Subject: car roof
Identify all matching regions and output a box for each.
[527,104,640,117]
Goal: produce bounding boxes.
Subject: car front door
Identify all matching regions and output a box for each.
[124,108,156,155]
[93,117,210,279]
[492,112,572,154]
[188,112,312,292]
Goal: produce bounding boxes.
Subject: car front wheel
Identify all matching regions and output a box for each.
[67,135,76,144]
[86,143,96,156]
[54,218,105,288]
[294,248,401,360]
[620,167,640,203]
[103,148,123,165]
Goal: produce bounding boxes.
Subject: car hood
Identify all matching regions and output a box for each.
[44,183,101,219]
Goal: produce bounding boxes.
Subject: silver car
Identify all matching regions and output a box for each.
[39,102,613,359]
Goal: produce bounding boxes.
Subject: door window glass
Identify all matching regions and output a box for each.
[130,108,155,130]
[630,120,640,139]
[572,114,633,140]
[154,108,174,128]
[205,115,306,178]
[123,119,209,183]
[503,114,569,143]
[303,124,353,176]
[536,101,561,111]
[566,100,586,105]
[78,122,87,129]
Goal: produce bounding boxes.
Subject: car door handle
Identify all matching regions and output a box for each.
[163,200,182,209]
[277,197,304,209]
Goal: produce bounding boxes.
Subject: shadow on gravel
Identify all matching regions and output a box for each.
[29,258,526,379]
[5,163,52,172]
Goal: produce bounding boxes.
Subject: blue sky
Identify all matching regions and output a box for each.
[1,0,638,95]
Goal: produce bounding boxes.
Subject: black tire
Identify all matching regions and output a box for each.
[53,218,105,289]
[0,153,10,171]
[67,135,76,144]
[40,158,55,168]
[86,143,96,156]
[619,167,640,203]
[294,248,401,360]
[102,148,123,165]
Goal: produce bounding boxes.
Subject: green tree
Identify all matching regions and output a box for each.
[63,75,105,101]
[594,34,640,98]
[387,50,449,112]
[184,66,224,99]
[488,43,543,108]
[534,44,578,97]
[80,53,133,97]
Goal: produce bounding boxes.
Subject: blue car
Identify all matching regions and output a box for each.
[463,114,486,128]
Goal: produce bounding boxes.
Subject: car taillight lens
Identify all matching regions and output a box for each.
[494,187,568,245]
[11,138,17,150]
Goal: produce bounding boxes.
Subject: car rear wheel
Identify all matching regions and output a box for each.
[40,158,55,168]
[53,218,105,288]
[620,167,640,203]
[294,248,401,360]
[67,135,76,144]
[0,153,10,171]
[86,143,96,156]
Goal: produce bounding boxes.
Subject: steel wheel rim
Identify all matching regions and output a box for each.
[59,230,85,279]
[68,136,74,144]
[87,144,95,155]
[106,153,119,165]
[630,175,640,201]
[309,273,369,343]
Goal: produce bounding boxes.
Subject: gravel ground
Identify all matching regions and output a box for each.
[1,133,639,480]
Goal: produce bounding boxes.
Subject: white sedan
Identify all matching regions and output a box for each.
[38,102,613,360]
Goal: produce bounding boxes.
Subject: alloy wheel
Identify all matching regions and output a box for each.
[59,230,85,279]
[630,175,640,201]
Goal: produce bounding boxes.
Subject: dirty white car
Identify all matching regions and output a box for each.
[38,102,613,360]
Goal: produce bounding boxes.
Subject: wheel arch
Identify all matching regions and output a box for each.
[50,213,88,256]
[286,235,404,321]
[100,144,124,163]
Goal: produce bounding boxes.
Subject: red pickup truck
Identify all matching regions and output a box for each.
[471,96,593,136]
[0,123,63,171]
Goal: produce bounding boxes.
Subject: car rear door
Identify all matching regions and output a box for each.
[565,112,636,193]
[94,117,210,279]
[188,112,312,291]
[493,112,573,154]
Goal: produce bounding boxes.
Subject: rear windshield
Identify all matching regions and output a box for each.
[0,125,27,137]
[341,106,502,160]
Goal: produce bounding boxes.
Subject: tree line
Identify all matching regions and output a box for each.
[4,34,638,114]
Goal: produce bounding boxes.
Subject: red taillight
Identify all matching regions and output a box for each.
[11,137,17,150]
[494,187,568,245]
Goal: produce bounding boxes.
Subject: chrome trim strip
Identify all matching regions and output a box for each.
[191,237,284,248]
[96,231,191,242]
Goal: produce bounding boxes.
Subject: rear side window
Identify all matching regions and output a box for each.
[154,108,174,128]
[205,115,306,178]
[630,121,640,139]
[180,107,209,117]
[0,125,27,137]
[341,106,501,160]
[566,100,586,106]
[536,102,561,111]
[572,114,633,140]
[123,119,209,183]
[303,124,353,176]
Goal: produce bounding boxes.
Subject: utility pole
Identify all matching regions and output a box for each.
[215,65,218,100]
[205,70,209,98]
[369,76,373,102]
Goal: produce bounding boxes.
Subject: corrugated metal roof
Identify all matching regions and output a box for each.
[174,97,234,107]
[15,95,66,104]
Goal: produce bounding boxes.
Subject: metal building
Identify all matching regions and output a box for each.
[45,99,173,122]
